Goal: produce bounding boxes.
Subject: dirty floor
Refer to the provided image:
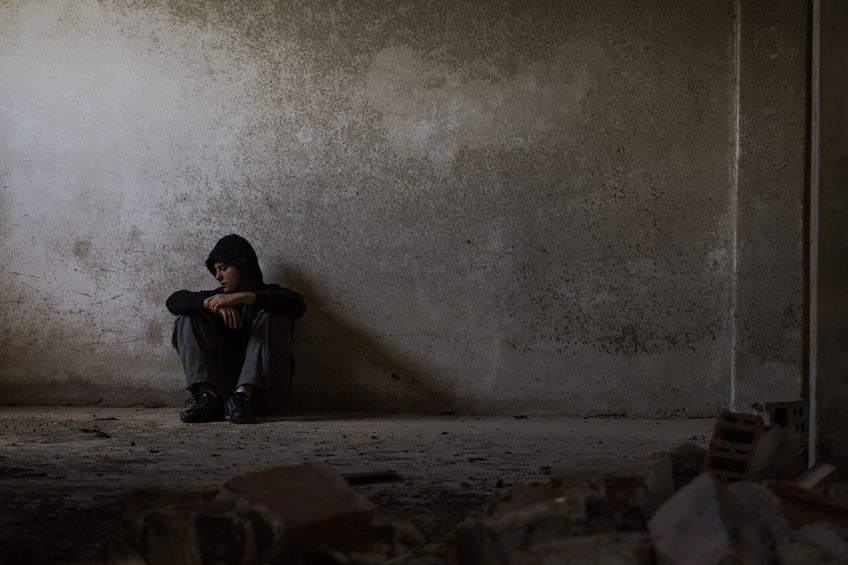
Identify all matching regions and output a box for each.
[0,407,713,563]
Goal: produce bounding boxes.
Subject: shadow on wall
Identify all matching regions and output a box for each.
[280,267,455,414]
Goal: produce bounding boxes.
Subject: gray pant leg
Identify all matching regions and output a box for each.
[172,310,241,395]
[237,310,293,415]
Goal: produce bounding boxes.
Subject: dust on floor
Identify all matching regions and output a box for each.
[0,407,712,563]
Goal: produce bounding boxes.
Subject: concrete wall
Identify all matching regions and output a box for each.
[0,0,808,415]
[816,0,848,467]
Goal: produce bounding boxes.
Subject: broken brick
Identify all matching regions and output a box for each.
[752,400,808,446]
[704,409,803,482]
[130,499,273,565]
[649,472,769,564]
[122,488,218,549]
[776,522,848,564]
[550,454,674,516]
[455,484,605,565]
[704,410,765,482]
[793,462,840,491]
[223,462,375,554]
[765,480,848,530]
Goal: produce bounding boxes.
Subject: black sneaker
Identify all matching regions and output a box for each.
[228,392,255,424]
[180,392,225,423]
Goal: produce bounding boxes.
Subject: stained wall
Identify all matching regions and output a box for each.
[0,1,808,415]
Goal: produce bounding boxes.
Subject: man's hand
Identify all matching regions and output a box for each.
[203,293,255,329]
[213,305,242,329]
[204,292,256,311]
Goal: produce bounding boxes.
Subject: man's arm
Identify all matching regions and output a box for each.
[204,287,306,319]
[254,287,306,318]
[165,289,220,315]
[204,291,255,312]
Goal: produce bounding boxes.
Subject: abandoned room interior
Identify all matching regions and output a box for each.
[1,0,847,563]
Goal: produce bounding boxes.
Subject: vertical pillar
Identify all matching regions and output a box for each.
[732,1,810,408]
[815,0,848,468]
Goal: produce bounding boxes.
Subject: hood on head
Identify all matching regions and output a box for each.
[205,234,264,286]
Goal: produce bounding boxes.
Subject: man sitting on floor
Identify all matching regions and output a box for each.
[166,234,306,424]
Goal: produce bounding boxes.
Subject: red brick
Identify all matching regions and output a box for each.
[224,462,375,553]
[754,400,808,446]
[765,480,848,529]
[705,410,801,482]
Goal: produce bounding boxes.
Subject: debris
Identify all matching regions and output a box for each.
[752,400,808,446]
[551,454,674,516]
[121,489,268,565]
[703,410,766,482]
[649,472,770,564]
[342,470,403,486]
[504,532,653,565]
[794,463,839,491]
[791,523,848,560]
[776,523,848,564]
[704,409,802,482]
[826,481,848,503]
[122,489,217,541]
[669,442,706,490]
[765,480,848,529]
[726,481,792,540]
[369,520,426,550]
[455,484,600,565]
[224,462,375,555]
[131,499,274,565]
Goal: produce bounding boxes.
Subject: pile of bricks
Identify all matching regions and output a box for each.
[704,401,807,483]
[118,463,377,565]
[110,399,848,565]
[456,398,848,565]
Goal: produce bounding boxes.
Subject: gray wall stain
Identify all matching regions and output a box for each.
[0,0,807,415]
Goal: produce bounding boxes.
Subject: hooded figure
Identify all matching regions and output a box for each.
[205,234,265,288]
[166,234,305,424]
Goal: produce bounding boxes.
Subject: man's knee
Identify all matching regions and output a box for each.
[251,310,293,338]
[172,310,218,349]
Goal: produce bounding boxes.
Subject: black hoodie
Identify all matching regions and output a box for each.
[165,234,306,319]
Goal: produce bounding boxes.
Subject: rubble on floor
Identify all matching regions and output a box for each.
[108,399,848,565]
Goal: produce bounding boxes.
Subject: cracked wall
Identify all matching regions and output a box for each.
[0,0,807,415]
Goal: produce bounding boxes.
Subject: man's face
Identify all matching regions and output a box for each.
[213,262,244,293]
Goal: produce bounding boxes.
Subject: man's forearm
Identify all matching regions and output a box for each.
[167,290,209,314]
[253,289,306,317]
[205,291,256,311]
[237,292,256,305]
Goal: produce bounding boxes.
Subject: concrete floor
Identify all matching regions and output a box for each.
[0,407,713,563]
